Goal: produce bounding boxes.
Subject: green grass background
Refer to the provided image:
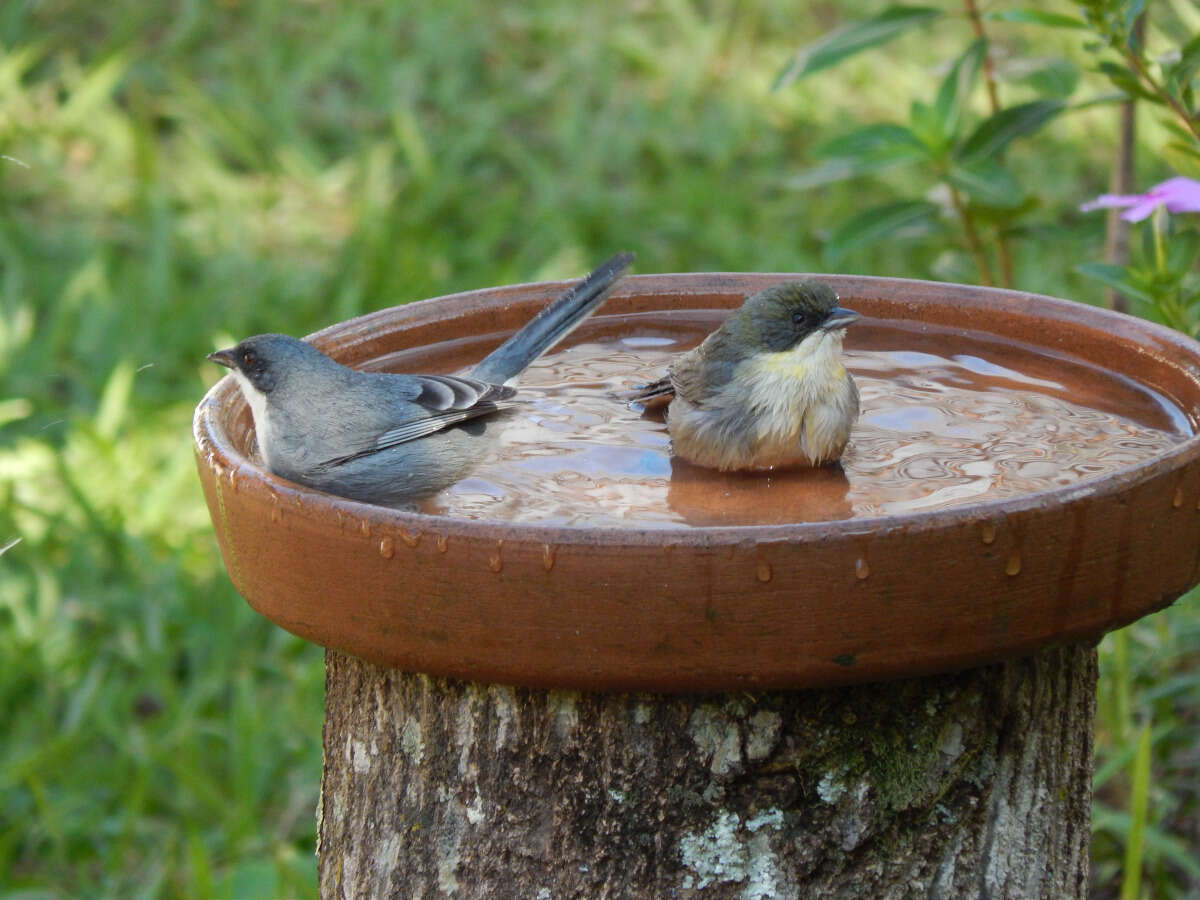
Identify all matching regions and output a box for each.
[1,1,1197,897]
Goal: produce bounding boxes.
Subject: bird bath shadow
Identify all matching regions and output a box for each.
[194,274,1200,691]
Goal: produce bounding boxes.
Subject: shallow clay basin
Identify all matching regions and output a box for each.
[194,274,1200,691]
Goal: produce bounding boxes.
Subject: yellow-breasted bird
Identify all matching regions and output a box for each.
[631,280,860,471]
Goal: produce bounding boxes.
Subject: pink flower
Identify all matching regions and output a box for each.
[1080,176,1200,222]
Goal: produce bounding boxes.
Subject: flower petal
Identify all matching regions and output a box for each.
[1080,193,1141,212]
[1156,176,1200,213]
[1120,197,1163,222]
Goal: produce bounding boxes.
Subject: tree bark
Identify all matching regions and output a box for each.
[318,643,1096,899]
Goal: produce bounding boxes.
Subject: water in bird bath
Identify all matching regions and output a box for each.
[367,310,1193,528]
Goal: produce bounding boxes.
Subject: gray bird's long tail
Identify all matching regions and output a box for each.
[470,252,634,385]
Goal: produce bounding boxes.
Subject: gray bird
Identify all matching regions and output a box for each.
[208,253,633,506]
[631,280,859,471]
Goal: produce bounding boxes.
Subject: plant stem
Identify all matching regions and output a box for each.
[995,229,1014,287]
[949,184,995,285]
[1104,80,1138,313]
[963,0,1000,116]
[963,0,1013,286]
[1124,49,1200,144]
[1151,206,1167,272]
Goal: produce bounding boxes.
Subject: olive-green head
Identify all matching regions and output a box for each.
[734,280,858,353]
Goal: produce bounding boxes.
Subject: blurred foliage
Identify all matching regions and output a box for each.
[1078,207,1200,336]
[0,0,1196,897]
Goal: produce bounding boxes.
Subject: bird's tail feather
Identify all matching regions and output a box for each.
[471,252,634,385]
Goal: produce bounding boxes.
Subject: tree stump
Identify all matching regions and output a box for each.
[318,643,1096,898]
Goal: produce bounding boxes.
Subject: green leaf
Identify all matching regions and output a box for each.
[971,192,1039,224]
[789,124,930,189]
[984,9,1087,28]
[816,123,930,159]
[1122,0,1147,47]
[1165,229,1200,278]
[786,154,920,190]
[1166,33,1200,98]
[1069,91,1135,111]
[773,6,942,89]
[823,201,940,264]
[946,160,1024,208]
[1005,57,1081,98]
[955,100,1064,164]
[1160,119,1199,144]
[786,159,873,190]
[1162,141,1200,180]
[1075,263,1159,306]
[935,40,987,140]
[909,101,948,150]
[1098,61,1157,101]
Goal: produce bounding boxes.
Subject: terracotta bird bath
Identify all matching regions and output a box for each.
[194,274,1200,898]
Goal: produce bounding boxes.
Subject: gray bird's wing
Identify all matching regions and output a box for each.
[404,373,513,411]
[315,374,516,469]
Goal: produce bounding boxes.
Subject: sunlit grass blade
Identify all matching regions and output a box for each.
[1119,722,1152,900]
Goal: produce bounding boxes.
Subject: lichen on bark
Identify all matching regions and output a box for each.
[319,643,1096,898]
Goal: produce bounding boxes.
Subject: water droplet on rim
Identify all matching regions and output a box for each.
[1173,487,1184,508]
[489,540,504,573]
[980,522,997,545]
[755,560,772,583]
[379,536,396,559]
[399,528,421,548]
[435,534,449,553]
[855,558,870,580]
[542,544,556,572]
[1005,552,1021,576]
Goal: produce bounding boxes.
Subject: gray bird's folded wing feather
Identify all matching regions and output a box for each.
[366,401,515,450]
[315,374,517,469]
[406,373,512,411]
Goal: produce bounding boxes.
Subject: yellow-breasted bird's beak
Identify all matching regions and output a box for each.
[208,348,237,369]
[822,307,859,331]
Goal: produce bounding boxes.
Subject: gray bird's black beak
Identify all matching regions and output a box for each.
[208,348,237,369]
[821,307,859,331]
